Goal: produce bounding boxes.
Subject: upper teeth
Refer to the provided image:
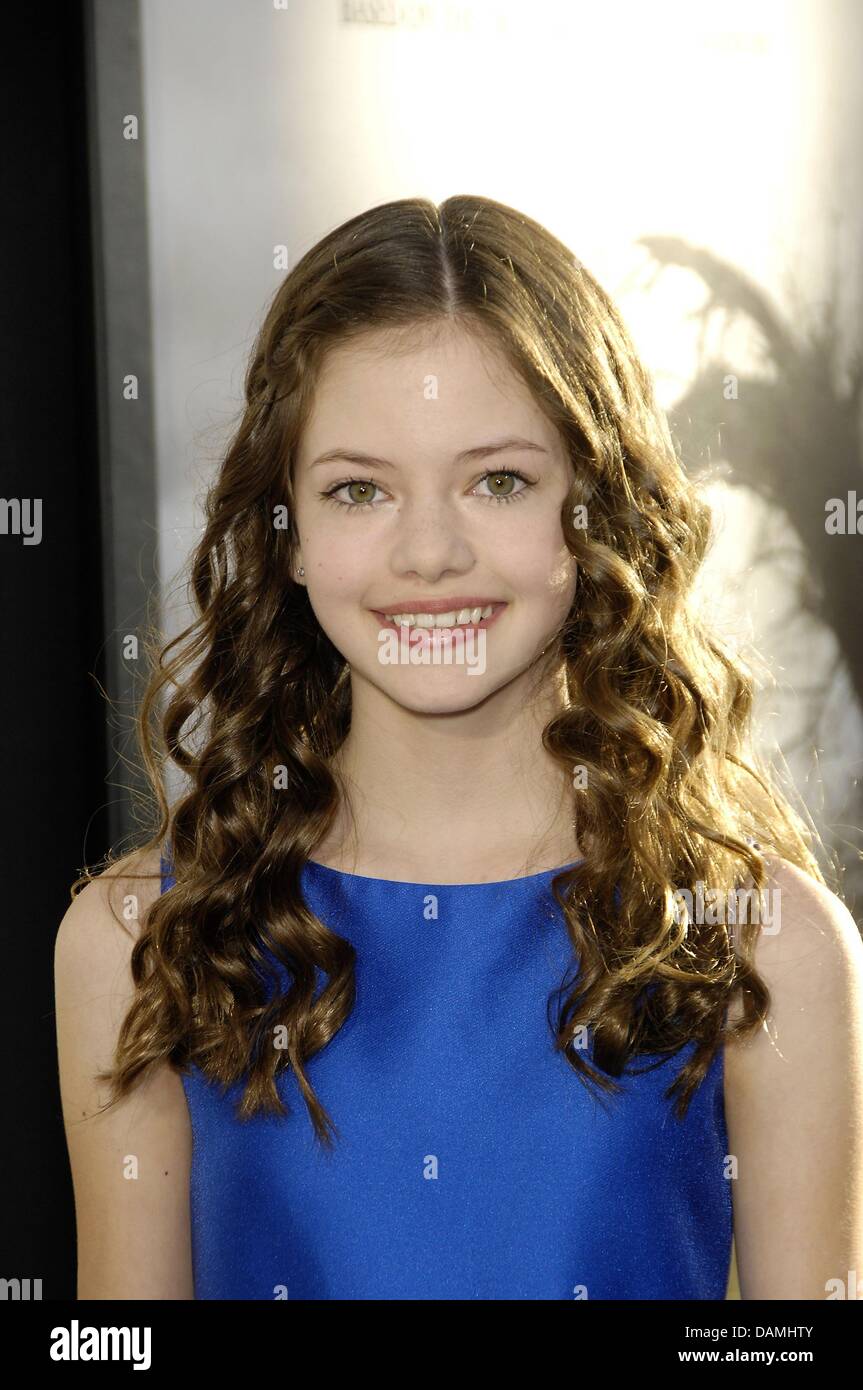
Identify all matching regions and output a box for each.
[384,605,494,628]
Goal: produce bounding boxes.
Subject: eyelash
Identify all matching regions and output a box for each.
[318,470,535,510]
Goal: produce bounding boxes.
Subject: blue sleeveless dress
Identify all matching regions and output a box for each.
[162,852,733,1300]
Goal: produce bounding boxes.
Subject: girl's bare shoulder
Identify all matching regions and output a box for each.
[57,844,165,955]
[725,855,863,1048]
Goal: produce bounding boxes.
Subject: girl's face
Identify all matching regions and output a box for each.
[292,321,577,714]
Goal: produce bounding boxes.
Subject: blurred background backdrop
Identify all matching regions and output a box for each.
[3,0,860,1299]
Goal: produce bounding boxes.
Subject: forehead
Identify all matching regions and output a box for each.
[298,321,560,458]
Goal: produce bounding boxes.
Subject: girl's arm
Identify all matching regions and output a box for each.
[725,858,863,1299]
[54,849,195,1299]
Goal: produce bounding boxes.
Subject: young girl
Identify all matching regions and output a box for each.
[55,194,863,1301]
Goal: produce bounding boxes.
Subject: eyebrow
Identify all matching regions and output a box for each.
[308,435,550,470]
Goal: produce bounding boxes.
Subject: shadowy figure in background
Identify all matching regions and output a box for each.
[638,235,863,903]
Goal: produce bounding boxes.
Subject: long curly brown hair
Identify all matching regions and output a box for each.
[78,193,827,1150]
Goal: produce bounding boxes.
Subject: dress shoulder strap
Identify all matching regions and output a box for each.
[159,844,175,894]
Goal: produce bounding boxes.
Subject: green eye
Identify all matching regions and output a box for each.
[344,481,377,505]
[320,468,534,509]
[321,478,384,508]
[484,473,517,496]
[475,470,531,502]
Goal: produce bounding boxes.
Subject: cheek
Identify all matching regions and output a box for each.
[509,520,576,600]
[304,528,376,596]
[550,545,578,603]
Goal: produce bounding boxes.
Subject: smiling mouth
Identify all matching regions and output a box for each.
[371,602,507,633]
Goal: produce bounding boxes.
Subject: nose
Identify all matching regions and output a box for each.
[386,493,476,581]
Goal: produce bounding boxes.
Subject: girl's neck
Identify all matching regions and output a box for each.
[312,666,581,884]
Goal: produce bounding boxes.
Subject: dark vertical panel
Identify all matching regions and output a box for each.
[0,0,159,1298]
[0,3,107,1296]
[86,0,159,854]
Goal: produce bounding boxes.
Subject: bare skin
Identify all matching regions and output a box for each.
[54,847,194,1299]
[723,858,863,1299]
[291,319,581,884]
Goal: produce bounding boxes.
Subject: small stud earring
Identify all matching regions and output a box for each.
[298,567,305,577]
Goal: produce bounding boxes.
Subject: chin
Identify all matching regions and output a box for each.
[346,656,504,710]
[382,680,500,715]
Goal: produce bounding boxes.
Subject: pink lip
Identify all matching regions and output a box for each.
[371,596,505,614]
[371,601,507,634]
